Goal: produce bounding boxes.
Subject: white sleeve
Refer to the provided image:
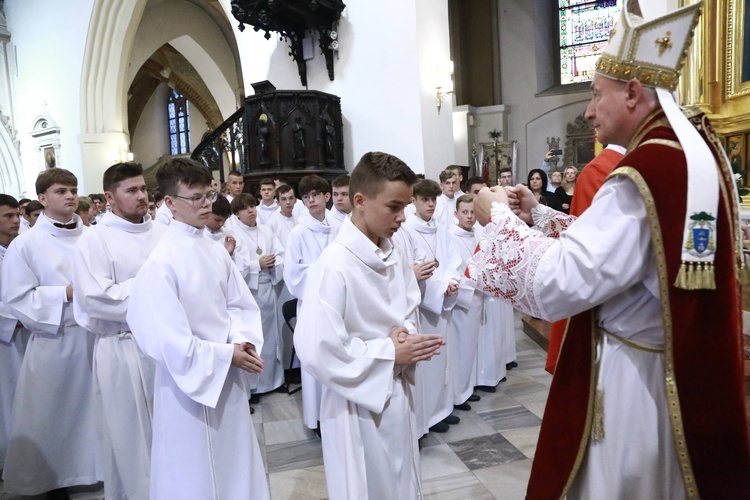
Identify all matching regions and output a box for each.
[73,230,133,324]
[295,263,397,414]
[282,231,308,299]
[2,240,66,334]
[470,177,651,322]
[127,260,235,409]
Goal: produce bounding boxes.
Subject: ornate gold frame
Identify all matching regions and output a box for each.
[725,0,750,99]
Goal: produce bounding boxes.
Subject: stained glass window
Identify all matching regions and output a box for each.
[559,0,622,85]
[167,90,191,155]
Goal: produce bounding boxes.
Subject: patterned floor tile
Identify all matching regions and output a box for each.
[448,433,526,471]
[478,405,543,432]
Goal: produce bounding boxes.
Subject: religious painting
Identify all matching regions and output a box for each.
[44,147,56,169]
[481,141,517,186]
[726,134,746,183]
[726,0,750,98]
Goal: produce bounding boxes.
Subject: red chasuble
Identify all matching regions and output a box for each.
[528,110,750,499]
[545,147,624,375]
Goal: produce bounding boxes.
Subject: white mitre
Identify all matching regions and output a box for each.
[596,0,725,291]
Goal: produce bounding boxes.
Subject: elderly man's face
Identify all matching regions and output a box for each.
[585,74,630,147]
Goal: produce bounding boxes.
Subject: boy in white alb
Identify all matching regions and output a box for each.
[464,178,508,392]
[296,152,444,499]
[257,178,279,224]
[2,169,99,496]
[73,162,168,499]
[434,168,459,226]
[203,194,237,255]
[0,195,28,472]
[225,169,245,204]
[231,193,286,395]
[267,184,298,369]
[126,158,268,500]
[328,174,351,230]
[448,195,483,408]
[283,174,338,431]
[397,179,462,435]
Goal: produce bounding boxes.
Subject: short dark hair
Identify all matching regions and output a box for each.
[227,170,243,179]
[455,193,474,209]
[231,193,258,214]
[527,168,548,193]
[350,152,417,202]
[298,175,330,197]
[499,167,512,175]
[412,179,442,198]
[18,198,31,206]
[465,176,486,191]
[25,200,43,215]
[103,162,144,192]
[156,158,212,197]
[259,178,275,187]
[276,184,294,197]
[212,194,232,218]
[153,191,164,204]
[331,174,350,188]
[0,194,18,209]
[36,169,77,195]
[89,193,105,203]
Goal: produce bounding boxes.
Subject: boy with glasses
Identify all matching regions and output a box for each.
[127,158,268,499]
[283,174,338,433]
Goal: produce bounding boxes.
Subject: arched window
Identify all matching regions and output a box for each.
[168,89,191,155]
[559,1,622,85]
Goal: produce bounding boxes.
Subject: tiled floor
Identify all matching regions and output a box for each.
[1,314,550,499]
[258,313,549,500]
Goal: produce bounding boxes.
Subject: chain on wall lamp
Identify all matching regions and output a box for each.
[436,61,454,114]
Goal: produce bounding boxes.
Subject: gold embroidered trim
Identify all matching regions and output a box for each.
[627,111,672,153]
[559,314,598,498]
[597,54,681,91]
[608,166,699,499]
[602,328,665,353]
[640,138,683,150]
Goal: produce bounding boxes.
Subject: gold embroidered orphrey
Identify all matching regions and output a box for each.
[655,31,673,56]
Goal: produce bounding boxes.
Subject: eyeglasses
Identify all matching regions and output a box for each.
[172,191,218,206]
[301,191,324,201]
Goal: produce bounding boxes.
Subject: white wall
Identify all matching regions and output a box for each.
[5,0,94,194]
[235,0,454,177]
[128,0,240,120]
[131,82,208,169]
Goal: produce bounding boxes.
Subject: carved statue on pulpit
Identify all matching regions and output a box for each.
[257,114,270,166]
[324,123,336,164]
[292,119,305,164]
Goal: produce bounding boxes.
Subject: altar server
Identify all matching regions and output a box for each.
[1,169,99,495]
[283,174,338,431]
[0,195,28,471]
[232,193,286,394]
[297,152,443,500]
[127,158,268,500]
[73,162,167,500]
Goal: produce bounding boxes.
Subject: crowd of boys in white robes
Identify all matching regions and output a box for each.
[0,162,514,499]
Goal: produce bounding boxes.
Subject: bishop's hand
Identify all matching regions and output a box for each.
[474,186,509,226]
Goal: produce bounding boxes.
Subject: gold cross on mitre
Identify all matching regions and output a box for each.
[655,31,673,56]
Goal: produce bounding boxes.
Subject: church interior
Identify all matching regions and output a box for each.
[0,0,749,498]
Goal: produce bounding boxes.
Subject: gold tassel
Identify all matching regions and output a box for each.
[687,262,696,290]
[705,262,716,290]
[591,387,605,441]
[675,262,688,289]
[696,262,705,289]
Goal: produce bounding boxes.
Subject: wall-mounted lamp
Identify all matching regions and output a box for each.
[436,61,454,114]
